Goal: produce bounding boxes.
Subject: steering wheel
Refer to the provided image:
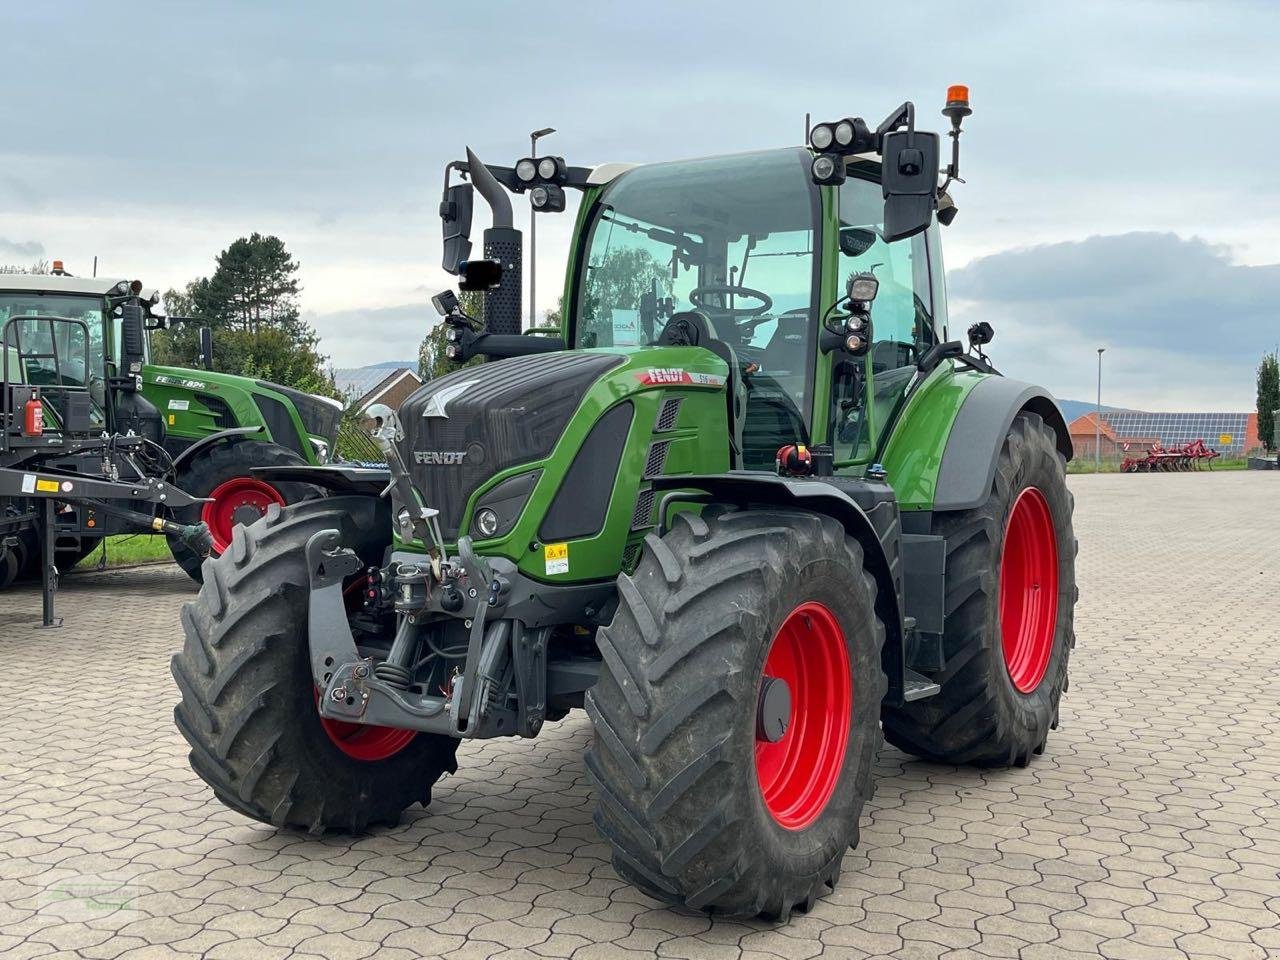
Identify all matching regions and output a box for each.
[688,283,773,320]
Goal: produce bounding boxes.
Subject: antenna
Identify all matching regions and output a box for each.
[92,256,97,277]
[804,112,811,144]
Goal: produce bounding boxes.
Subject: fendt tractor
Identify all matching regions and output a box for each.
[172,88,1078,920]
[0,269,342,583]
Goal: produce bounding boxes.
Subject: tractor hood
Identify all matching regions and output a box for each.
[398,352,626,538]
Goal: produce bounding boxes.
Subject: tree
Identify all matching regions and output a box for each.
[149,234,338,398]
[1258,351,1279,452]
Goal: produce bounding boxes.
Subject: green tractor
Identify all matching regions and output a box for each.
[171,89,1077,919]
[0,268,342,580]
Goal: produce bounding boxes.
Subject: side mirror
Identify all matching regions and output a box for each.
[458,258,503,292]
[198,326,214,371]
[120,302,147,372]
[881,129,940,243]
[441,182,474,275]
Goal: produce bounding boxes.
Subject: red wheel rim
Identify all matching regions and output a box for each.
[200,477,286,553]
[314,689,417,762]
[999,486,1059,694]
[754,601,851,830]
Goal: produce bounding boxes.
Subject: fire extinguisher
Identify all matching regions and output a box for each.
[22,392,43,437]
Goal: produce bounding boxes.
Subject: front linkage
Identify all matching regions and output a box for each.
[307,409,610,740]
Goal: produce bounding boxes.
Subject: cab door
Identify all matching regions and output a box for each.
[828,169,941,467]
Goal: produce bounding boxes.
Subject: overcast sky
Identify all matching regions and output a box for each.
[3,0,1277,409]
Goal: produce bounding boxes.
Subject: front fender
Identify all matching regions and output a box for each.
[933,378,1072,512]
[649,472,914,702]
[170,426,263,473]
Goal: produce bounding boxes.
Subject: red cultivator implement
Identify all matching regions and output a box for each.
[1120,439,1220,472]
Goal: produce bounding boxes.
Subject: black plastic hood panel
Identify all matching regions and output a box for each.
[398,352,624,538]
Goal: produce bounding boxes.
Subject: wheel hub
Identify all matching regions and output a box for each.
[999,486,1059,694]
[756,676,792,743]
[754,601,851,830]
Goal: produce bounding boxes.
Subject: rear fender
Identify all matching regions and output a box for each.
[252,464,391,497]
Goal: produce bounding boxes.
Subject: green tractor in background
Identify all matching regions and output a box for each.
[0,268,342,580]
[172,88,1078,919]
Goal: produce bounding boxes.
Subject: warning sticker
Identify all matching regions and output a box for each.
[544,542,569,576]
[35,478,60,493]
[168,399,190,411]
[21,473,35,493]
[168,414,176,426]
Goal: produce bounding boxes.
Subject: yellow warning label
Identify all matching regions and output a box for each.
[35,479,59,493]
[1219,434,1233,445]
[168,414,176,426]
[544,542,569,575]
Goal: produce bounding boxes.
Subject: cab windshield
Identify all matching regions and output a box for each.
[572,149,820,444]
[0,292,109,427]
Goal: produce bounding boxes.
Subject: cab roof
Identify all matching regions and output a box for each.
[0,273,160,302]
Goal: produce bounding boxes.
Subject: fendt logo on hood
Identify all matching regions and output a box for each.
[421,380,478,419]
[414,450,467,465]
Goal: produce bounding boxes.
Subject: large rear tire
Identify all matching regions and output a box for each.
[586,507,886,919]
[170,496,458,832]
[168,440,316,584]
[882,410,1077,766]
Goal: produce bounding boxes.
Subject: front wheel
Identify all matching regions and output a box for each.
[168,440,316,583]
[586,508,886,919]
[882,410,1077,766]
[170,496,458,831]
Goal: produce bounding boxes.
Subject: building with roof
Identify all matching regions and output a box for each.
[333,365,422,411]
[1067,410,1259,461]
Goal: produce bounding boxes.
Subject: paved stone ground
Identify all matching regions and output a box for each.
[1,471,1278,960]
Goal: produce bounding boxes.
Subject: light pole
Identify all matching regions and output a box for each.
[1095,347,1106,472]
[529,127,555,329]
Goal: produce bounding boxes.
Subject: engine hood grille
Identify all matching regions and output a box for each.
[398,352,624,538]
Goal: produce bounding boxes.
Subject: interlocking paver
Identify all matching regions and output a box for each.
[2,471,1279,958]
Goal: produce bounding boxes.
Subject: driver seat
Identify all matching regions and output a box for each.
[659,311,748,468]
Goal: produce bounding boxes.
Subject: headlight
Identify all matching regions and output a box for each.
[809,123,834,150]
[834,120,854,147]
[516,158,537,182]
[530,185,549,209]
[537,157,558,179]
[475,508,499,538]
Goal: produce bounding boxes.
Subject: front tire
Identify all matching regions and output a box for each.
[168,440,316,584]
[586,508,886,919]
[170,496,458,832]
[882,410,1077,766]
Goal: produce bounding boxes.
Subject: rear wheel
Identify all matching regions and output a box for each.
[168,440,316,584]
[586,508,886,919]
[882,411,1077,766]
[171,496,458,832]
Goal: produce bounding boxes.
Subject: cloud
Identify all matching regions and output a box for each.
[0,237,45,260]
[949,232,1278,410]
[303,302,434,368]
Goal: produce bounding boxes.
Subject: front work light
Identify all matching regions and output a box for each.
[847,273,879,304]
[810,153,845,186]
[516,158,537,182]
[530,183,566,212]
[809,123,834,151]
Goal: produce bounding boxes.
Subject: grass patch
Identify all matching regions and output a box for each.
[1068,457,1249,474]
[75,535,174,570]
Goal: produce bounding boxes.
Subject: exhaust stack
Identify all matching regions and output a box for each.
[465,147,523,336]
